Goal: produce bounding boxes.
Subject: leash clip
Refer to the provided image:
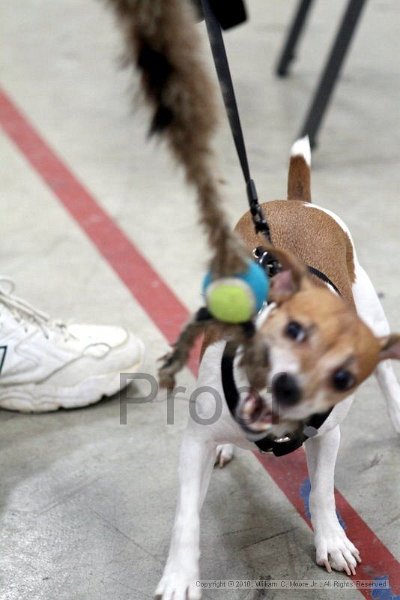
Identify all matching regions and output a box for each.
[253,246,281,278]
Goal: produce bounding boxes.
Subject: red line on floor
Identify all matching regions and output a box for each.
[1,86,399,598]
[257,452,400,598]
[0,87,199,372]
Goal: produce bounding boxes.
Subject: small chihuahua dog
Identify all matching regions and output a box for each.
[105,1,400,598]
[155,139,400,599]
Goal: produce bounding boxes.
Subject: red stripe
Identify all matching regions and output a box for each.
[1,86,399,598]
[257,451,400,598]
[0,88,199,372]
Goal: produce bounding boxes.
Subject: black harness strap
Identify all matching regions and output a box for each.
[253,246,342,298]
[221,342,333,456]
[308,266,341,296]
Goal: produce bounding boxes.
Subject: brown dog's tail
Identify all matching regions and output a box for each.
[287,136,312,202]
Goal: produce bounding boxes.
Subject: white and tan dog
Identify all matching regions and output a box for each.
[104,0,400,595]
[155,139,400,600]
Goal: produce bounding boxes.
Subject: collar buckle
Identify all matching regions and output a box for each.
[273,435,292,444]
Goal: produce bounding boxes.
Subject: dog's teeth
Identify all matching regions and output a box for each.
[251,421,273,433]
[240,391,276,429]
[242,395,256,417]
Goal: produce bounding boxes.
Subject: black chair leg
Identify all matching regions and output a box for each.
[276,0,315,77]
[299,0,367,148]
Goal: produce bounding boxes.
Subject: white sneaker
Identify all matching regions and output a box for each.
[0,279,145,412]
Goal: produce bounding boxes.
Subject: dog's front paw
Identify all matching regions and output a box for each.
[314,522,361,576]
[215,444,234,468]
[155,572,201,600]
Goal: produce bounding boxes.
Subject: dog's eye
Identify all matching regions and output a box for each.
[285,321,306,342]
[332,369,355,392]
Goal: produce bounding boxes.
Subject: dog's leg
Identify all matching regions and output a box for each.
[352,262,400,433]
[375,362,400,433]
[305,425,361,575]
[155,429,216,600]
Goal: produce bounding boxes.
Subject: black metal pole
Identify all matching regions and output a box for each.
[299,0,367,147]
[276,0,315,77]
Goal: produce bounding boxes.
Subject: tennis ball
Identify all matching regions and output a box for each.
[203,261,269,324]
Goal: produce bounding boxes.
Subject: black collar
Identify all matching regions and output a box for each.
[221,342,332,457]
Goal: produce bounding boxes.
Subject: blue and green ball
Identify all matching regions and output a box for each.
[203,261,269,324]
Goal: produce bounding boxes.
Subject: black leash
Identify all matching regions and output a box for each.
[200,0,272,243]
[200,0,342,292]
[197,4,340,451]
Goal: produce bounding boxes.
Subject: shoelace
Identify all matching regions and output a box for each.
[0,278,73,341]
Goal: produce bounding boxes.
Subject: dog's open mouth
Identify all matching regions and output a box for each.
[237,389,277,433]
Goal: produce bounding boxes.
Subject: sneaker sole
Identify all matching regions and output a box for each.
[0,339,145,413]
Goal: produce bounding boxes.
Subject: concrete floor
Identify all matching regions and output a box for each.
[1,0,400,599]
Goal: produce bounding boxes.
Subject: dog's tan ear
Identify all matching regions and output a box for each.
[265,246,311,304]
[378,334,400,361]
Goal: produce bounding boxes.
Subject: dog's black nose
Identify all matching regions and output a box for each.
[272,373,302,406]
